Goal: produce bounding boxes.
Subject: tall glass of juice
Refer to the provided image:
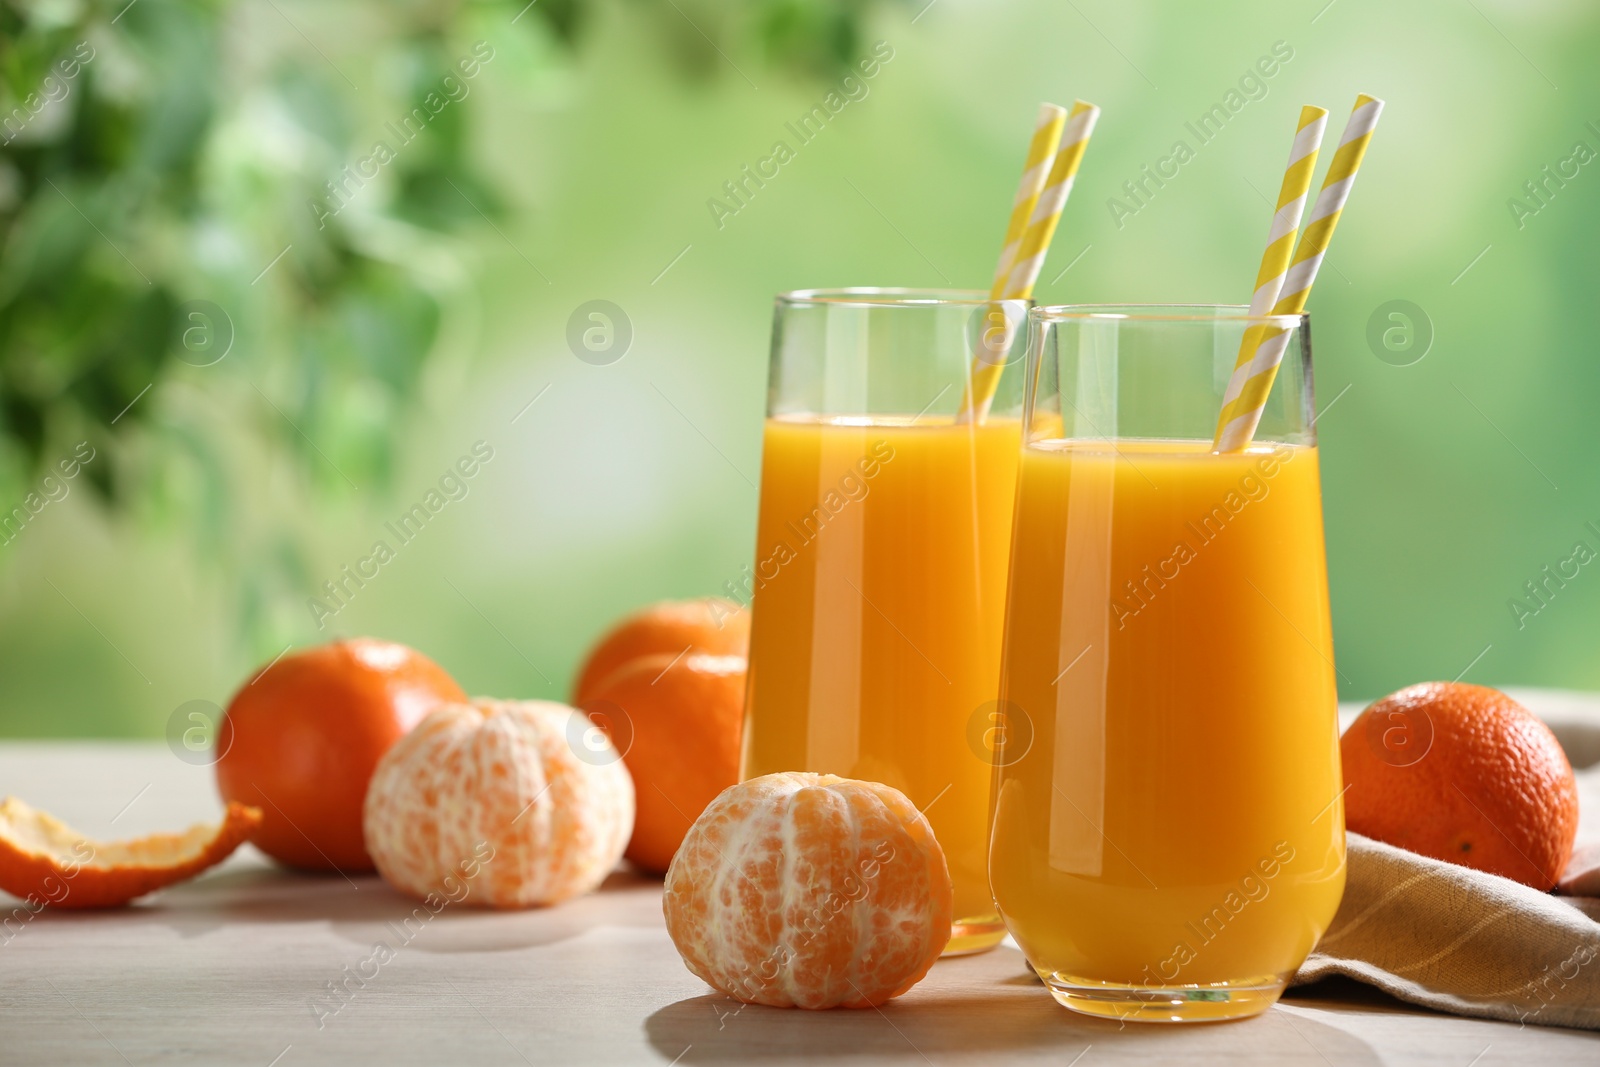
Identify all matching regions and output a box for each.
[990,305,1345,1021]
[742,287,1028,955]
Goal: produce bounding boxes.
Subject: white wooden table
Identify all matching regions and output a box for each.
[1,742,1596,1066]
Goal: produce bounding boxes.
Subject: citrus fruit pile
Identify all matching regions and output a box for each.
[0,598,754,911]
[572,596,749,873]
[0,592,961,1011]
[577,603,960,1009]
[215,636,636,909]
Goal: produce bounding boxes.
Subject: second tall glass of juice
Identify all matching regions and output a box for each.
[989,305,1346,1021]
[742,288,1027,954]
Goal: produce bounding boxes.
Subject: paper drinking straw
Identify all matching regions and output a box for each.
[1001,100,1100,299]
[954,103,1066,423]
[1211,105,1328,446]
[993,103,1069,292]
[1214,94,1385,452]
[960,99,1101,422]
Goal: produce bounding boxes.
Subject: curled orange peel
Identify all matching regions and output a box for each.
[0,796,262,909]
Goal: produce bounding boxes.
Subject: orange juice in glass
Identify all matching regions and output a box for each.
[742,288,1027,955]
[989,305,1345,1021]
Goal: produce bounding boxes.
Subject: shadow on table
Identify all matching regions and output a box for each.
[646,951,1384,1064]
[1283,973,1432,1014]
[10,864,664,954]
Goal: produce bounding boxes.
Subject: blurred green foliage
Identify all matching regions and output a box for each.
[0,0,897,654]
[2,0,1599,737]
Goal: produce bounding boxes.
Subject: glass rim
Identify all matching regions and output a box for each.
[1030,302,1309,329]
[777,287,1030,309]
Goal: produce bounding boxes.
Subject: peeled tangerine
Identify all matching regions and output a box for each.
[664,773,952,1009]
[0,797,261,908]
[364,700,634,908]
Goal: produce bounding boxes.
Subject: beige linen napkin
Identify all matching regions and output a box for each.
[1292,690,1600,1029]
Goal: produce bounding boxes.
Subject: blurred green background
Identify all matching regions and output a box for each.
[1,0,1596,736]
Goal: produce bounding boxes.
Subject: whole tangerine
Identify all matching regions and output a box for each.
[1341,682,1578,889]
[215,638,466,872]
[572,598,748,706]
[664,772,952,1009]
[582,652,745,874]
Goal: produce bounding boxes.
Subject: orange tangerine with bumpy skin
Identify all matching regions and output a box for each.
[582,652,746,874]
[216,638,466,872]
[572,598,749,706]
[663,772,952,1009]
[1342,682,1578,890]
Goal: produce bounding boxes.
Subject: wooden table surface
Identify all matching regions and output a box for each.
[1,743,1597,1066]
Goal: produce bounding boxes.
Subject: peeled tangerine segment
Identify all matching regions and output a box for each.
[0,796,262,908]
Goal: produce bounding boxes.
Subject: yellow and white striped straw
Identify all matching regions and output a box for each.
[992,103,1068,292]
[961,99,1101,422]
[1001,100,1100,299]
[1212,105,1327,447]
[956,103,1066,422]
[1214,94,1384,451]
